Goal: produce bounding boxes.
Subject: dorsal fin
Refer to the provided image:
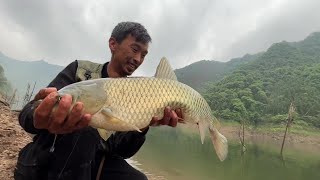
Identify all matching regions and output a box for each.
[154,57,178,81]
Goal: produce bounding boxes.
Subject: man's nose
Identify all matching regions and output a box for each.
[133,53,142,64]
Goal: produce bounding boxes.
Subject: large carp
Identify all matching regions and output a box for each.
[57,57,228,161]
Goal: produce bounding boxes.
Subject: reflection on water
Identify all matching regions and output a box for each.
[134,127,320,180]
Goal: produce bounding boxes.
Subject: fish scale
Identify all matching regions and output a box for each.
[101,77,211,129]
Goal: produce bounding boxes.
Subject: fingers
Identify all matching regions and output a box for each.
[150,107,184,128]
[64,102,91,131]
[48,94,73,134]
[33,92,90,134]
[169,110,178,127]
[149,117,159,126]
[34,87,57,101]
[175,108,184,122]
[75,114,91,129]
[161,107,171,125]
[62,102,84,132]
[33,91,59,129]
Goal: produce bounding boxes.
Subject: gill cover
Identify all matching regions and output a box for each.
[58,79,107,114]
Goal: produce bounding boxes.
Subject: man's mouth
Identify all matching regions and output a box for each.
[127,63,137,70]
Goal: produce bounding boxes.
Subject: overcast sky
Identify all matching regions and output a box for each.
[0,0,319,76]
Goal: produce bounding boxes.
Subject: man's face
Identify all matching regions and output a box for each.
[110,34,149,76]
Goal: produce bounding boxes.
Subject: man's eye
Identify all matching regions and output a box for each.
[131,47,138,53]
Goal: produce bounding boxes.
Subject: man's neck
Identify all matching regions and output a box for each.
[106,60,126,78]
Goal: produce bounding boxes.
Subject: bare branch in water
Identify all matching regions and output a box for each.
[280,99,296,157]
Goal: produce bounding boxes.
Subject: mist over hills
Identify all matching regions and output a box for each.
[0,52,63,108]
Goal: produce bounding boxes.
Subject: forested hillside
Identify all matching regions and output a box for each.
[203,32,320,128]
[0,65,12,97]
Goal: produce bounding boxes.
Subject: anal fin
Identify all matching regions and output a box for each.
[198,120,208,144]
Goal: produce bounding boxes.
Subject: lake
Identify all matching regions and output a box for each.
[132,126,320,180]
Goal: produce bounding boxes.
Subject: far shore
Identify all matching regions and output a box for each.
[177,122,320,154]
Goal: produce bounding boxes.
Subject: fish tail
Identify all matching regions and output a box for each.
[209,124,228,161]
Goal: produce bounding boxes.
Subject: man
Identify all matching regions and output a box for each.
[15,22,182,180]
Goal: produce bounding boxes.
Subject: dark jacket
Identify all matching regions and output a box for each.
[15,60,148,180]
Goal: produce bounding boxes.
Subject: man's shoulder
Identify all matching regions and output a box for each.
[76,60,102,65]
[75,60,104,80]
[76,60,103,70]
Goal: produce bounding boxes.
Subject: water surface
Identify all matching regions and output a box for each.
[134,127,320,180]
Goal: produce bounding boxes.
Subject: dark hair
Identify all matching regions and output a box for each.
[111,22,152,44]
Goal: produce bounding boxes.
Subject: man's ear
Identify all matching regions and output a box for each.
[109,37,117,53]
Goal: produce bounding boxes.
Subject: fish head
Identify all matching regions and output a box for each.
[58,79,108,114]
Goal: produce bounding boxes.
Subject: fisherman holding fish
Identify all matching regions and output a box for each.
[15,22,183,180]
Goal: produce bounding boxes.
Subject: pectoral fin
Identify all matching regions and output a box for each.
[97,128,112,141]
[101,108,142,132]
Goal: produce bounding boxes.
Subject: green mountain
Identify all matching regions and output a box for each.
[175,53,262,92]
[0,52,63,108]
[203,32,320,128]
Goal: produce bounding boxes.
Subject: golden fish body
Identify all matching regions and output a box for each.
[58,57,228,161]
[87,77,211,131]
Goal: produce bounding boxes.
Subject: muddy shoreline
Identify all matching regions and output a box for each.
[219,125,320,154]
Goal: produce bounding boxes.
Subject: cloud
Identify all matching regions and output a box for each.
[223,0,320,60]
[0,0,319,76]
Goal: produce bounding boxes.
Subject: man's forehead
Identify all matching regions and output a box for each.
[132,41,149,48]
[129,35,148,44]
[131,39,149,51]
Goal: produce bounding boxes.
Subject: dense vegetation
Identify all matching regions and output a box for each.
[0,64,12,96]
[202,32,320,128]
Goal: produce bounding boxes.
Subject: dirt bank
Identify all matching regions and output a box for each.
[0,103,32,180]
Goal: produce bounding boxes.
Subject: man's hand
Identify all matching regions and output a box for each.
[150,106,184,127]
[32,87,91,134]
